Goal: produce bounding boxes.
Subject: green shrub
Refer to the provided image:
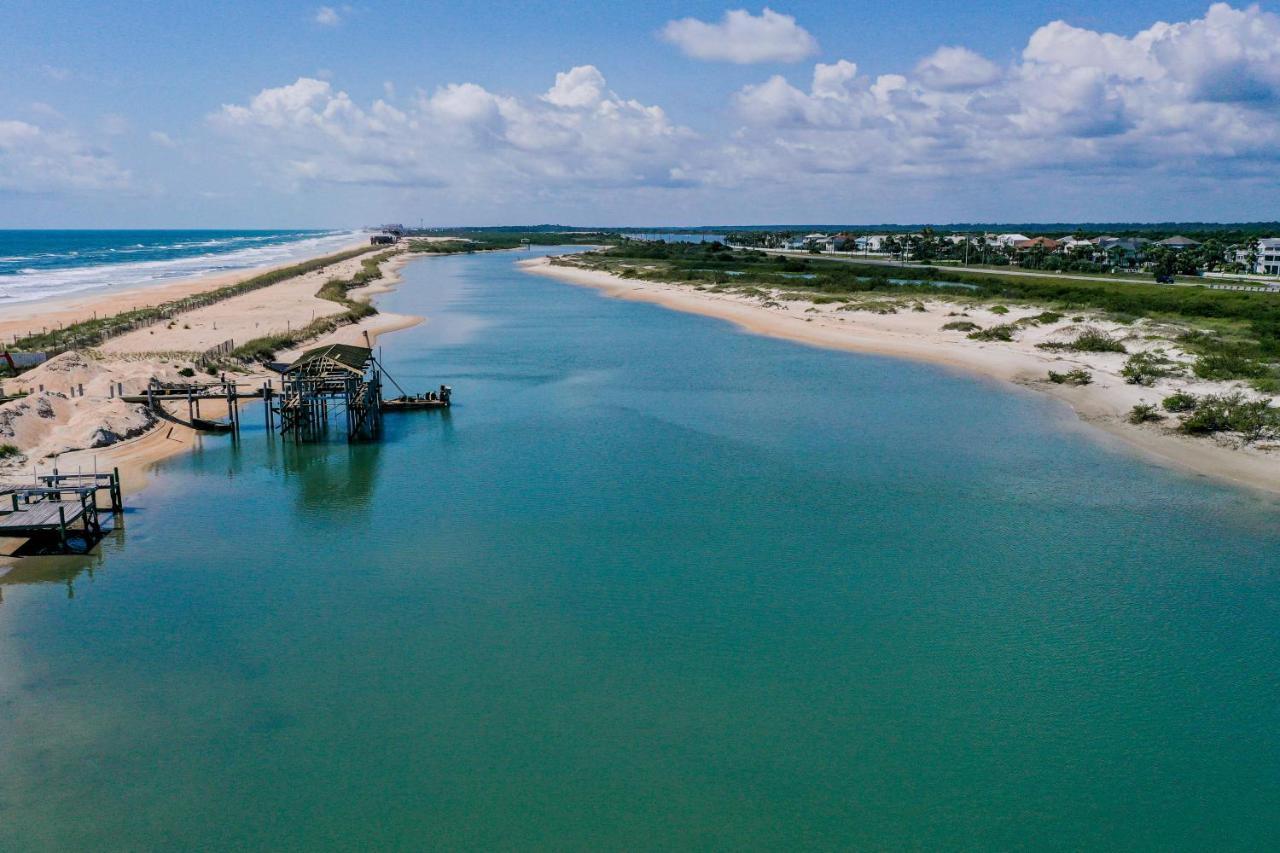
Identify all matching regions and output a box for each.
[1129,403,1163,424]
[1048,367,1093,386]
[1018,311,1064,327]
[941,321,981,332]
[1161,391,1198,412]
[1193,351,1269,381]
[968,323,1017,342]
[1250,372,1280,394]
[1038,326,1127,353]
[1121,351,1177,386]
[1179,392,1280,442]
[1072,327,1128,353]
[0,443,22,459]
[989,305,1009,315]
[177,367,196,378]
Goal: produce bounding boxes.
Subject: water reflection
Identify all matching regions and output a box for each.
[276,435,383,518]
[0,527,122,600]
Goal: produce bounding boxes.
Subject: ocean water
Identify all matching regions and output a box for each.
[1,247,1279,849]
[0,229,362,304]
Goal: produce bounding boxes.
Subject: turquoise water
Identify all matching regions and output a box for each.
[2,247,1279,849]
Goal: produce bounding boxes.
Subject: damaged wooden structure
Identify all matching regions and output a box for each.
[277,344,383,441]
[0,469,124,554]
[128,378,271,433]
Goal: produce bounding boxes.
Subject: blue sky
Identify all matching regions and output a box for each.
[2,1,1277,227]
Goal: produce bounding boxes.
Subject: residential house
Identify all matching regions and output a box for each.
[1236,238,1280,275]
[1095,237,1151,267]
[1013,237,1062,252]
[994,233,1031,247]
[1157,235,1201,250]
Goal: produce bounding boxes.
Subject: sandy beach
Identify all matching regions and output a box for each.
[0,240,370,344]
[0,244,425,515]
[522,255,1280,496]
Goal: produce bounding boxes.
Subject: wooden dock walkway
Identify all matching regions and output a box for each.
[0,469,124,554]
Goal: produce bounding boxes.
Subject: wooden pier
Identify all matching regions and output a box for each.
[125,378,284,434]
[0,468,124,554]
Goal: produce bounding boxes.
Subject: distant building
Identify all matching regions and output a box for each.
[1013,237,1062,251]
[1157,235,1201,250]
[1095,237,1151,265]
[1058,237,1093,251]
[1236,238,1280,275]
[370,233,397,245]
[994,233,1030,247]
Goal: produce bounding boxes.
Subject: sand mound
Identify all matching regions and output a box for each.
[5,350,197,397]
[0,393,157,466]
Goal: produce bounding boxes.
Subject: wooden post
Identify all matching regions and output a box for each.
[58,505,68,550]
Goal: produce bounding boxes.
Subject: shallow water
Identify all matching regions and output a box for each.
[2,247,1279,849]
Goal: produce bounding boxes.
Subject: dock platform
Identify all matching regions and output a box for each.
[0,469,124,554]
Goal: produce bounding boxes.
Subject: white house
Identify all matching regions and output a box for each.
[994,233,1030,247]
[855,235,888,252]
[1236,238,1280,275]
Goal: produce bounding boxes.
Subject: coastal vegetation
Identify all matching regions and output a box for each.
[564,240,1280,389]
[1129,403,1163,424]
[9,245,380,357]
[229,251,391,362]
[1176,392,1280,442]
[1162,391,1199,412]
[408,231,617,254]
[967,324,1017,342]
[1047,368,1093,385]
[1121,351,1179,385]
[1036,327,1127,353]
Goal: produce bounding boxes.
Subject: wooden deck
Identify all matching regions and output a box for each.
[0,499,86,533]
[0,469,123,554]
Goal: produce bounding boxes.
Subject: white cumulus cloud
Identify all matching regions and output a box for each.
[661,8,818,64]
[724,3,1280,186]
[210,68,697,193]
[196,4,1280,218]
[543,66,607,108]
[915,46,1003,91]
[0,120,130,193]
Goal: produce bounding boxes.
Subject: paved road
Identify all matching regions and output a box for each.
[751,248,1193,287]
